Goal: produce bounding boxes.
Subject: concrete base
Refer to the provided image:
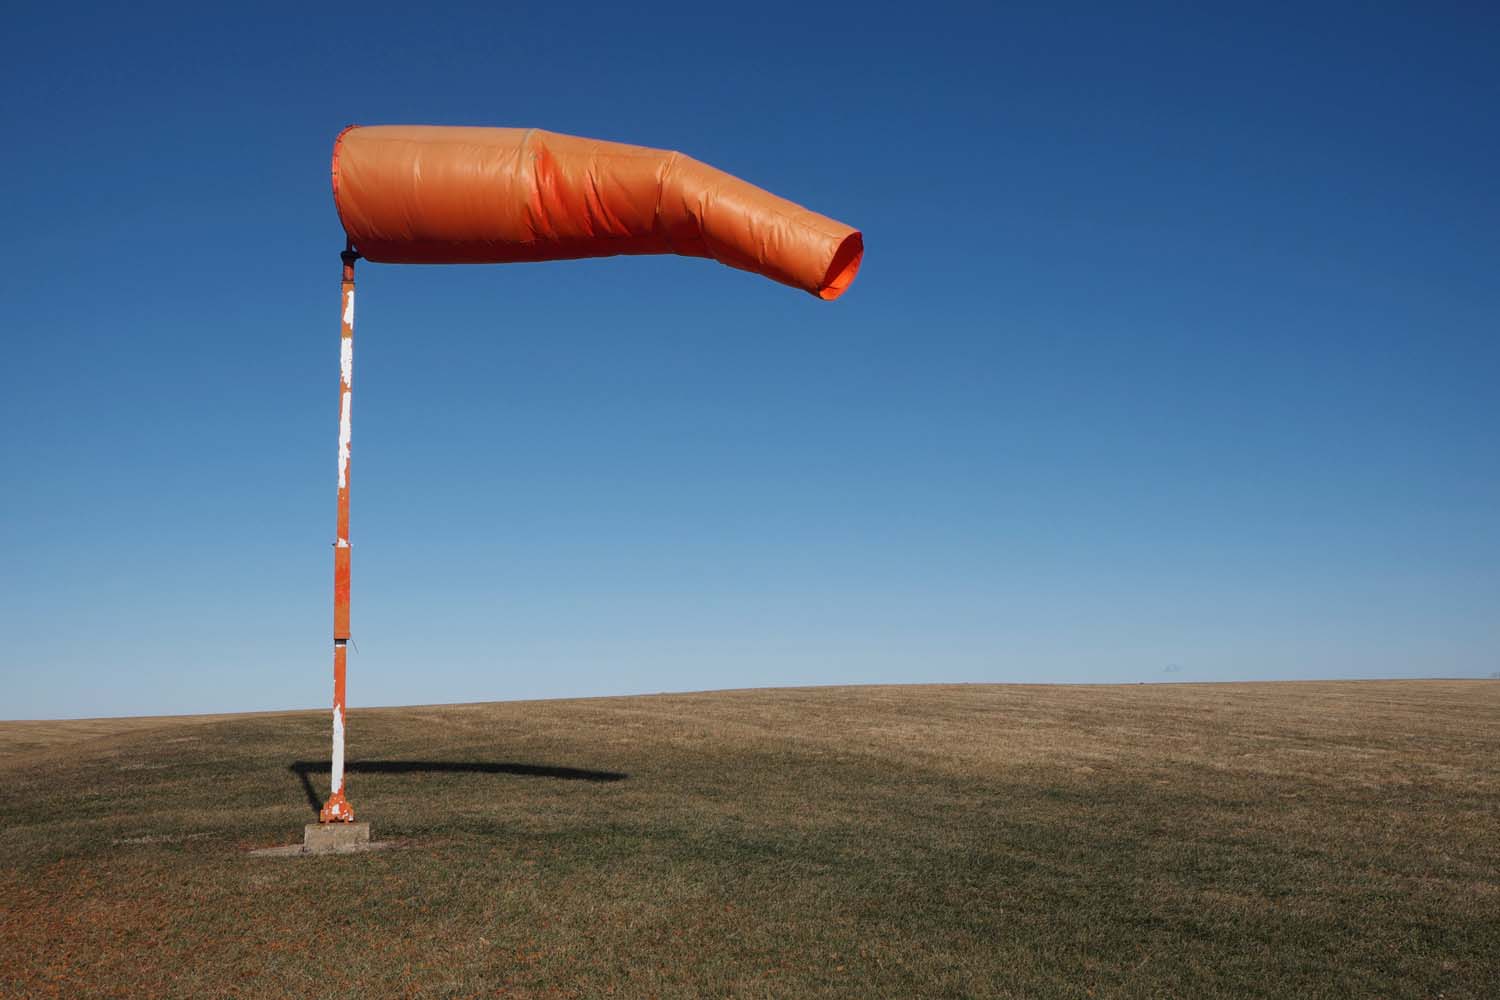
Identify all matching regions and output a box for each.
[303,822,370,854]
[247,823,391,858]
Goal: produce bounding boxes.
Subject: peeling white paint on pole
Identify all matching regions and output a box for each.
[337,391,352,488]
[330,702,345,795]
[342,288,355,328]
[340,335,354,388]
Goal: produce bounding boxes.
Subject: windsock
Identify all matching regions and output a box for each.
[332,125,863,300]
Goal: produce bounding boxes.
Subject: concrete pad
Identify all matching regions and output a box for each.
[303,822,370,853]
[247,822,393,857]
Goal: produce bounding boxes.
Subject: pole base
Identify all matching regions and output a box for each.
[320,790,356,823]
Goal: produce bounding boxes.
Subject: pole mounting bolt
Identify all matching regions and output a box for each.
[341,241,362,281]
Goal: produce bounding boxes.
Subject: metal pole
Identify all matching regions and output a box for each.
[321,244,359,823]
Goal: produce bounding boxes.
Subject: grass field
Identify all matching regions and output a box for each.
[1,681,1496,998]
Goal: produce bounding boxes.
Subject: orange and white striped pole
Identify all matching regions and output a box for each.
[320,244,359,823]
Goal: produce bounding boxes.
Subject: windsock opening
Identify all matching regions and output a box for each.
[332,125,862,300]
[819,233,864,301]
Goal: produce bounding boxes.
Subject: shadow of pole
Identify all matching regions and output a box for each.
[289,760,629,816]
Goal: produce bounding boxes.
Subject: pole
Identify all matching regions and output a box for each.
[321,244,359,823]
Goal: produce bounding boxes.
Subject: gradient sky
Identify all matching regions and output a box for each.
[2,3,1497,718]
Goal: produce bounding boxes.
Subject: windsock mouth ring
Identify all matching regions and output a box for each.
[818,232,864,301]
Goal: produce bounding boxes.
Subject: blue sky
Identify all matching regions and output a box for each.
[2,3,1496,718]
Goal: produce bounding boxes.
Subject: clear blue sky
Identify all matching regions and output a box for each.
[2,3,1496,718]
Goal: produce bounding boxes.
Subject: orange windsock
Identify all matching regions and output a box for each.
[332,125,862,300]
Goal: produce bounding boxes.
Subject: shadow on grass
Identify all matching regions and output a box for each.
[289,760,628,815]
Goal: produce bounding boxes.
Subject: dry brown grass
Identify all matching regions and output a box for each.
[0,710,295,759]
[1,681,1496,998]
